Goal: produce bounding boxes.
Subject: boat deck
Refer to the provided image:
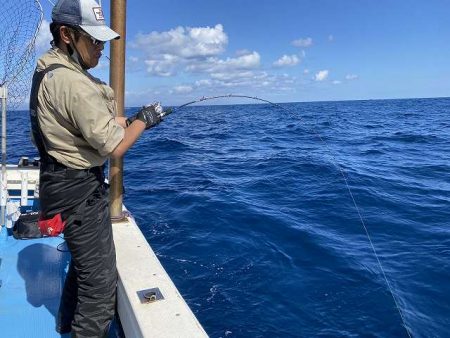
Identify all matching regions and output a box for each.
[0,229,71,337]
[0,164,207,338]
[0,165,122,337]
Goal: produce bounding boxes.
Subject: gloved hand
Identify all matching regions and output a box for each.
[126,102,163,129]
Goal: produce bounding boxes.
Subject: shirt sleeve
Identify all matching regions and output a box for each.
[68,75,125,156]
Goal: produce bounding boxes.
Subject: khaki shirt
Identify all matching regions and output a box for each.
[35,47,125,169]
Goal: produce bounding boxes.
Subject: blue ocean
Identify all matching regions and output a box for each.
[9,97,450,337]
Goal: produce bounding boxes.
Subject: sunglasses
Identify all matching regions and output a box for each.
[77,29,105,46]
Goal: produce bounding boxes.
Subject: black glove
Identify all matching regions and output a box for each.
[126,102,163,129]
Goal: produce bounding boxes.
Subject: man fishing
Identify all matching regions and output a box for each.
[29,0,163,335]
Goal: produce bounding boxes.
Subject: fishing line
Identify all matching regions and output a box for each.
[160,94,411,337]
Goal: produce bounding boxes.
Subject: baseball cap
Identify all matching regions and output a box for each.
[52,0,120,42]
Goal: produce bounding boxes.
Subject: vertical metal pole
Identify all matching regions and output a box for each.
[0,86,7,227]
[109,0,126,220]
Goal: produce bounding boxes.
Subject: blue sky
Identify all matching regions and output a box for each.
[37,0,450,106]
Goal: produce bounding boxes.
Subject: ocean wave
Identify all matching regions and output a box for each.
[10,98,450,337]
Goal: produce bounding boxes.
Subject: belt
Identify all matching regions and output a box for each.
[41,161,104,179]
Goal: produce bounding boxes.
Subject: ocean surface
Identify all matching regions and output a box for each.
[8,97,450,337]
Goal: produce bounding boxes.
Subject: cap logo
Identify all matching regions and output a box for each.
[92,7,104,21]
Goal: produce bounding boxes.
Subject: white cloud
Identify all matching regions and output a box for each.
[126,88,166,107]
[130,25,261,78]
[35,19,52,53]
[127,24,301,99]
[173,85,193,94]
[314,70,329,81]
[273,54,300,67]
[210,70,255,81]
[345,74,358,80]
[132,24,228,58]
[235,49,252,56]
[292,37,313,48]
[185,51,260,74]
[127,55,145,72]
[126,69,299,106]
[195,79,212,87]
[191,69,297,93]
[221,51,260,69]
[144,54,180,76]
[333,80,341,85]
[303,69,310,74]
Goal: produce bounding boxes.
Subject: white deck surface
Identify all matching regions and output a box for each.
[113,214,208,338]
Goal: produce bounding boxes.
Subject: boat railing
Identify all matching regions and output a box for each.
[0,158,40,230]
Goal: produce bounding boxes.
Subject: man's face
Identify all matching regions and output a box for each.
[69,27,105,69]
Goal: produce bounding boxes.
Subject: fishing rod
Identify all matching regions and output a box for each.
[158,93,411,337]
[159,94,287,118]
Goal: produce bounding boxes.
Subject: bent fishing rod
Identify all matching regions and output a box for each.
[159,94,286,118]
[157,94,412,337]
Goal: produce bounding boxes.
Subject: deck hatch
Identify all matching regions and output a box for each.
[136,287,164,304]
